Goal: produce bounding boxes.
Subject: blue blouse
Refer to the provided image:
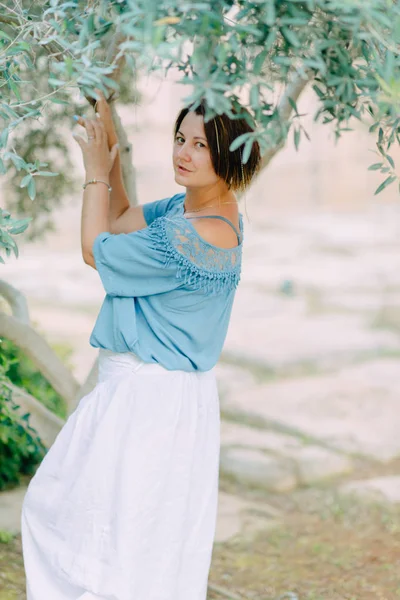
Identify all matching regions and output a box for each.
[89,192,244,372]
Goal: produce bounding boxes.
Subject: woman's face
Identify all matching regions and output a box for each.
[173,112,220,188]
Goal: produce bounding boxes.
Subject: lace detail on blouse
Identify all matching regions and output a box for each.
[146,215,243,295]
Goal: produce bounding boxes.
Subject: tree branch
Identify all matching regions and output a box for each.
[0,279,30,324]
[0,312,79,410]
[3,12,138,205]
[0,11,72,59]
[84,31,139,205]
[0,14,19,27]
[111,103,139,206]
[259,70,314,173]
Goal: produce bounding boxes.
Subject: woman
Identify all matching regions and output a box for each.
[21,89,261,600]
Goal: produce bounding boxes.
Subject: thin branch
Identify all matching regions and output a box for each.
[0,13,20,27]
[0,7,74,63]
[2,10,138,205]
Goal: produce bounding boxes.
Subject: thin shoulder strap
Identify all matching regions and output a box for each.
[186,215,242,244]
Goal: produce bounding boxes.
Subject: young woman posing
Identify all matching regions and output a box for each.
[21,89,261,600]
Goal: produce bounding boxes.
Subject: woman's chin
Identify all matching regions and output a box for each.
[175,172,191,184]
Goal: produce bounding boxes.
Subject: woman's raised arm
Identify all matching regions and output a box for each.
[92,89,132,228]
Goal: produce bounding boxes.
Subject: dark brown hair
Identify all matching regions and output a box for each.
[173,100,261,192]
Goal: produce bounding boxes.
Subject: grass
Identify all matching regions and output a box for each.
[0,532,25,600]
[208,486,400,600]
[2,485,400,600]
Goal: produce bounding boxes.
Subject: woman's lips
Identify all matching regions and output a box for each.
[177,165,191,173]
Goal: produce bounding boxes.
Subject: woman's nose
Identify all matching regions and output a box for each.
[177,143,191,162]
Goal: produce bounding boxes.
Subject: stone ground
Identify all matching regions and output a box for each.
[2,200,400,598]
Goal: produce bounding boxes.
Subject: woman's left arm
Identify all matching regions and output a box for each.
[81,176,110,268]
[72,111,118,268]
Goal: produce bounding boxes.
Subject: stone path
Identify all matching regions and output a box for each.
[2,204,400,543]
[218,358,400,461]
[214,208,400,504]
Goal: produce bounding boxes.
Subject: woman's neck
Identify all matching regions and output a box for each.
[183,183,235,213]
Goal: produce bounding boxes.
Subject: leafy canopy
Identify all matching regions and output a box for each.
[1,0,400,260]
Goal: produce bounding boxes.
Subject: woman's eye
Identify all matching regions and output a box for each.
[175,136,205,148]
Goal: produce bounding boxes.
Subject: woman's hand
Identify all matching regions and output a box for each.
[94,88,119,149]
[72,111,119,180]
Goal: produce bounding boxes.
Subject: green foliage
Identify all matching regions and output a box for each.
[0,529,14,543]
[1,0,400,258]
[0,336,73,490]
[0,1,139,258]
[0,208,31,263]
[0,349,47,491]
[0,338,68,420]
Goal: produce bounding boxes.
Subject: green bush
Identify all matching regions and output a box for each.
[0,337,72,490]
[0,356,46,491]
[1,338,68,420]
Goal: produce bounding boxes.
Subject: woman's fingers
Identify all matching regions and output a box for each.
[94,88,106,103]
[94,117,106,143]
[75,115,104,129]
[94,88,109,116]
[74,116,104,143]
[94,88,113,108]
[86,118,96,140]
[74,115,85,126]
[73,88,115,148]
[93,88,117,146]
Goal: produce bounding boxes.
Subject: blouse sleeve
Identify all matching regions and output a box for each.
[92,225,181,297]
[142,193,182,226]
[93,213,243,298]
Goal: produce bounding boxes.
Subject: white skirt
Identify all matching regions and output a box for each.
[21,348,221,600]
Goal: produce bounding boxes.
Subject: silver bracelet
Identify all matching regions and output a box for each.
[82,178,112,192]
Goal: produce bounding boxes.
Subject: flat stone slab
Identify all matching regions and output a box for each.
[220,421,303,454]
[225,359,400,461]
[220,421,353,485]
[215,491,281,543]
[293,446,353,485]
[340,476,400,505]
[220,447,297,492]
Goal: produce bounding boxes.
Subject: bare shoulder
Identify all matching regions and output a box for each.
[188,215,240,249]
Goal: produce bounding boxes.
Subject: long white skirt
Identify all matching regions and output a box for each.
[21,348,221,600]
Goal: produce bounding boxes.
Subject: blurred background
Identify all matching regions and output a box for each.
[2,71,400,598]
[3,72,400,385]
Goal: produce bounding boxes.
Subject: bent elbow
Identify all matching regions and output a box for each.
[82,251,95,268]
